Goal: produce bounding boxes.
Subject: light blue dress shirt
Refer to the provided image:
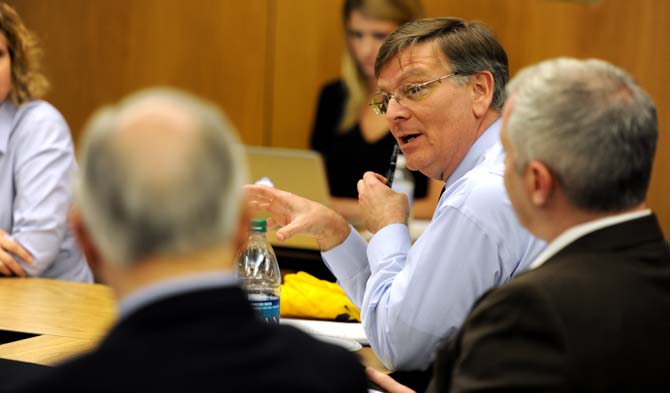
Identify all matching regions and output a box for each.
[0,100,92,282]
[323,119,546,370]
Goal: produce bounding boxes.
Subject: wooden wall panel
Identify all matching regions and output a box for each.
[423,0,670,237]
[10,0,269,146]
[7,0,670,237]
[270,0,670,237]
[270,0,343,148]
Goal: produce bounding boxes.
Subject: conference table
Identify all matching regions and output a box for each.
[0,278,115,365]
[0,278,386,372]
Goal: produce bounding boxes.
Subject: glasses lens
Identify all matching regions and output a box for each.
[371,93,389,115]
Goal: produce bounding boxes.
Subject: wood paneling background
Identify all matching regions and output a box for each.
[11,0,670,237]
[12,0,269,145]
[425,0,670,239]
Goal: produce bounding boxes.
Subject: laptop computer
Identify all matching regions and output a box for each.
[244,145,331,206]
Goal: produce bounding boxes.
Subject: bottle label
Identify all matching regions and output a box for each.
[248,293,280,324]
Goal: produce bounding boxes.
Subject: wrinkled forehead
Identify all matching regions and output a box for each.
[376,40,451,90]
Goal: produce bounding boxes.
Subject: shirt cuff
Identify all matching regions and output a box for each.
[321,225,369,282]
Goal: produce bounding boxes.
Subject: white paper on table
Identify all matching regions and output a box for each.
[280,318,369,345]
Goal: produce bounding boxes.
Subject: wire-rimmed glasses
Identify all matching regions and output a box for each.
[370,73,459,115]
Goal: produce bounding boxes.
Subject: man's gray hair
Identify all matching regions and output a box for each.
[506,58,657,212]
[76,88,247,265]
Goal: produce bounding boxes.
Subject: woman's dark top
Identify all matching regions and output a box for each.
[310,80,428,199]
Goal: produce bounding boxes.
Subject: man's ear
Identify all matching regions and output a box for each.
[69,209,102,271]
[525,161,556,207]
[470,70,495,118]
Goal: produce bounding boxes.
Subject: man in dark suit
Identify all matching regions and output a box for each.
[368,58,670,392]
[3,89,368,393]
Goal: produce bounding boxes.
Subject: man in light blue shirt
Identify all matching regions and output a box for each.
[368,57,670,393]
[246,17,544,372]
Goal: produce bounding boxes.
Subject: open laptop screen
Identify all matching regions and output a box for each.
[244,145,331,206]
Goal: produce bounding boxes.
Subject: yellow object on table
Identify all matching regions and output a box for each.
[280,271,360,322]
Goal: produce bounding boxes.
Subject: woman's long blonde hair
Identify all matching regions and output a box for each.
[339,0,424,132]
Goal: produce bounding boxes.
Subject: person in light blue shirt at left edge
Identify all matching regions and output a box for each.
[0,3,91,282]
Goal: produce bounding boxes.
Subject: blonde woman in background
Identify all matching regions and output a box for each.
[311,0,441,224]
[0,3,91,282]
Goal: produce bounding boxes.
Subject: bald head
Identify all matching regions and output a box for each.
[76,88,247,265]
[111,96,205,201]
[116,96,199,163]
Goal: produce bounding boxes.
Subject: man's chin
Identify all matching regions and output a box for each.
[406,159,440,180]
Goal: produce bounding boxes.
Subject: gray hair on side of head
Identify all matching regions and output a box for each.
[505,57,658,212]
[75,88,248,265]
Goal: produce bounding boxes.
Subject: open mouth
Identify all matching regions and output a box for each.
[401,134,420,144]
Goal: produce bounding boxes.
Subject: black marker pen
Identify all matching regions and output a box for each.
[385,144,400,187]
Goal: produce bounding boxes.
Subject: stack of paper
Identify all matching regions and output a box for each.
[280,318,368,345]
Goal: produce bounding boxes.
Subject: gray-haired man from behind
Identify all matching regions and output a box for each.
[4,88,368,393]
[369,58,670,392]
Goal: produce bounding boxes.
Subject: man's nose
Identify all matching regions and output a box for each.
[362,36,377,58]
[385,95,410,121]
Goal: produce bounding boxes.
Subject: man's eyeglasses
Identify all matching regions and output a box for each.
[370,73,459,115]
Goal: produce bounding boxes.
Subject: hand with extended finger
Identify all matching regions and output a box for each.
[0,230,33,277]
[357,171,409,234]
[244,185,351,251]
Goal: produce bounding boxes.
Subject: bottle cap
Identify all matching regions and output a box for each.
[249,218,267,233]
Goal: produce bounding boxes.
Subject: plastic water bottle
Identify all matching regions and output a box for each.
[391,154,415,211]
[236,218,281,324]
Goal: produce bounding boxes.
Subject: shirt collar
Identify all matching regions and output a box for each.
[0,101,17,155]
[444,118,502,189]
[530,209,652,269]
[118,270,239,320]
